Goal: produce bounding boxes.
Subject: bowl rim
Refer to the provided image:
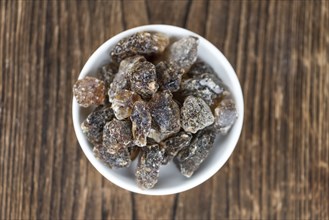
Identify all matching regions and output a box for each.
[72,24,244,195]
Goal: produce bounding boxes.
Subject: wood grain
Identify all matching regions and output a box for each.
[0,0,328,219]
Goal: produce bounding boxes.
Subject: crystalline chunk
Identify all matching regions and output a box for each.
[181,96,214,133]
[175,128,216,177]
[135,144,164,189]
[160,131,192,165]
[111,90,141,120]
[108,56,145,101]
[81,105,114,145]
[108,71,129,102]
[97,63,118,89]
[110,32,169,63]
[214,97,238,134]
[180,73,227,107]
[93,144,131,168]
[103,119,133,154]
[147,127,170,144]
[156,61,184,92]
[118,55,146,73]
[129,60,159,98]
[188,60,214,77]
[148,91,181,142]
[167,36,198,71]
[73,76,106,107]
[130,101,152,147]
[199,76,224,94]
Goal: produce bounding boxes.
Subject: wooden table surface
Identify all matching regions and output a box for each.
[1,1,328,219]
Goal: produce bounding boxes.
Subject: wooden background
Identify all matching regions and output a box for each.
[0,0,328,219]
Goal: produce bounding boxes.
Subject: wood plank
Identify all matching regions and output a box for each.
[0,0,328,219]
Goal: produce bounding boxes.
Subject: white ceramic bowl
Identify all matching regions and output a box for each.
[72,25,244,195]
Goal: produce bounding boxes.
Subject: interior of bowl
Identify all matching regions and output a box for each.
[72,24,244,195]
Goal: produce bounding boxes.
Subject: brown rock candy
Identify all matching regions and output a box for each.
[129,60,159,98]
[147,128,169,144]
[81,105,114,145]
[188,60,214,77]
[111,90,142,120]
[214,97,238,134]
[175,128,216,177]
[180,73,227,107]
[147,91,181,142]
[97,62,118,89]
[110,32,169,63]
[103,119,133,154]
[156,61,184,92]
[167,36,198,71]
[118,55,146,73]
[93,144,131,168]
[160,131,192,165]
[108,56,145,101]
[73,76,106,107]
[181,96,214,133]
[135,144,164,189]
[130,101,152,147]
